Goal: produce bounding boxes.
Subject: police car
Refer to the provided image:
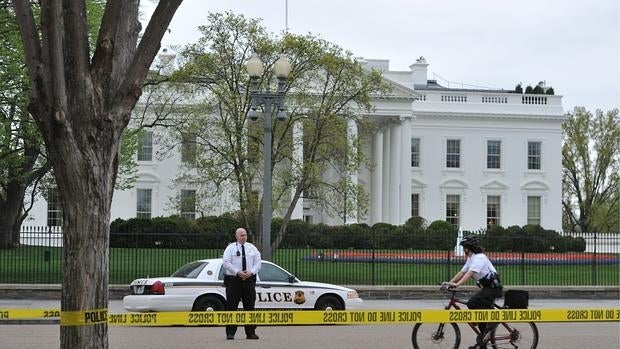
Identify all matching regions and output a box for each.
[123,258,363,312]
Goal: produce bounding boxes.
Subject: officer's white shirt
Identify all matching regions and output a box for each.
[222,242,261,276]
[461,253,497,280]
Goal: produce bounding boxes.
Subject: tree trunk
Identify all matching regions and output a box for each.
[39,109,119,348]
[273,186,304,250]
[12,1,184,346]
[0,181,28,249]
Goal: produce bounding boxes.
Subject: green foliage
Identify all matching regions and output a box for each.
[0,4,47,240]
[168,12,391,244]
[116,128,139,190]
[425,220,458,250]
[562,107,620,232]
[518,82,554,95]
[109,215,586,253]
[514,83,523,93]
[532,85,544,94]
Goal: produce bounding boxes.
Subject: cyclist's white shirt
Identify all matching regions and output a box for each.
[461,253,497,280]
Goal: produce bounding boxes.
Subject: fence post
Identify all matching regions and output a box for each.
[46,226,51,284]
[520,236,525,285]
[446,250,451,281]
[133,231,139,281]
[592,232,597,286]
[371,230,376,286]
[294,248,298,277]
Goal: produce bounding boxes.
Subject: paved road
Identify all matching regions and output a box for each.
[1,299,618,349]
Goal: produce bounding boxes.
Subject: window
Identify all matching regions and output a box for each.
[446,139,460,168]
[527,141,541,170]
[487,195,501,228]
[257,262,293,282]
[136,188,152,218]
[446,194,460,226]
[181,133,197,164]
[411,138,420,167]
[180,189,196,220]
[487,140,501,169]
[137,130,153,161]
[527,196,541,225]
[46,188,63,227]
[411,193,420,217]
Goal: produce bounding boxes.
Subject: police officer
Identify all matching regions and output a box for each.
[222,227,261,340]
[443,235,502,349]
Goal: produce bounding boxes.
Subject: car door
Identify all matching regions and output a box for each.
[256,262,307,309]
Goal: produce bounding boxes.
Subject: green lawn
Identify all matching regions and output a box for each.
[1,245,618,286]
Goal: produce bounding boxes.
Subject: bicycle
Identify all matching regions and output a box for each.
[411,287,539,348]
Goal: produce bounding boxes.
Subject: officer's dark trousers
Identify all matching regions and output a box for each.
[467,286,503,334]
[225,275,257,337]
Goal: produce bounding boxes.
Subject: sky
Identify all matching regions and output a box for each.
[143,0,619,113]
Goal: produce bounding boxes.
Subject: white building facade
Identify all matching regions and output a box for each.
[24,57,565,232]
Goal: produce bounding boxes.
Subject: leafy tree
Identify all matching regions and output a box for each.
[0,1,138,247]
[11,1,183,347]
[167,12,389,248]
[532,84,544,94]
[0,3,50,247]
[562,107,619,232]
[524,85,533,94]
[514,83,523,94]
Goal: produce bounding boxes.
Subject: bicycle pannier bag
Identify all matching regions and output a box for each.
[504,290,529,309]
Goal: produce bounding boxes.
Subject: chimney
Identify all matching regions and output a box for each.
[410,56,429,88]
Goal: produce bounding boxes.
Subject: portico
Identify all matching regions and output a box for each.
[369,114,413,225]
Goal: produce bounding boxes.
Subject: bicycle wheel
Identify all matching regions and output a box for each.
[490,321,538,349]
[411,322,460,349]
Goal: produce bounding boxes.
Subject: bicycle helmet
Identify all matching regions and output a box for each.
[459,235,480,248]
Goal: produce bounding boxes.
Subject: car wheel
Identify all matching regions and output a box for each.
[192,295,225,311]
[314,295,344,310]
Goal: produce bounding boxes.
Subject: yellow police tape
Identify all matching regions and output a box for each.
[1,308,619,326]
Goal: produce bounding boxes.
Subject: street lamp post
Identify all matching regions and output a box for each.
[246,53,291,261]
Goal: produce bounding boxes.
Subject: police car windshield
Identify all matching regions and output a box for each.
[171,261,208,278]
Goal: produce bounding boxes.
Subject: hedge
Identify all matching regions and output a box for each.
[109,216,585,252]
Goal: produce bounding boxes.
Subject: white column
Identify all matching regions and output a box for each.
[345,119,358,224]
[389,122,401,224]
[399,115,413,224]
[291,121,304,220]
[371,128,383,224]
[381,125,391,222]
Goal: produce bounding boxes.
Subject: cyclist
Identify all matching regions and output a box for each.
[443,235,502,349]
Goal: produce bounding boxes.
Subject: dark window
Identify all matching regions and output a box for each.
[487,140,501,169]
[136,188,152,218]
[172,261,208,278]
[258,262,293,282]
[411,193,420,217]
[181,133,197,164]
[411,138,420,167]
[180,189,196,220]
[46,187,63,227]
[527,141,541,170]
[446,194,460,226]
[446,139,461,168]
[487,195,501,228]
[137,131,153,161]
[527,196,541,225]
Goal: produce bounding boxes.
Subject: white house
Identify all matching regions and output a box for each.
[24,57,565,232]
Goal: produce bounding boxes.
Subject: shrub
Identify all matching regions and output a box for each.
[425,220,458,250]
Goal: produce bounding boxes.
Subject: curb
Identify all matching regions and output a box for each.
[1,284,618,300]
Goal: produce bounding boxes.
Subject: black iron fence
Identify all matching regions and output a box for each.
[1,227,618,286]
